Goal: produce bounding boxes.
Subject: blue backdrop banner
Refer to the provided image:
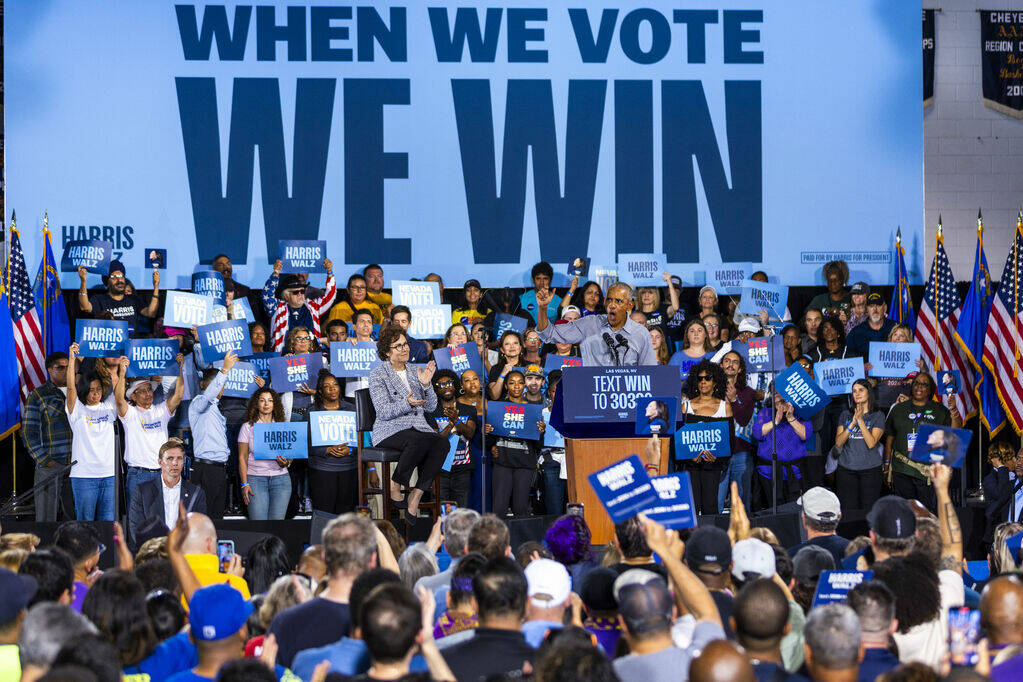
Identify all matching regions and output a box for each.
[6,1,923,289]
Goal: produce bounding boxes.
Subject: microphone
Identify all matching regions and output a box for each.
[614,333,629,363]
[602,332,621,365]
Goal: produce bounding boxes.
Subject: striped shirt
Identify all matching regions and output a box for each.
[261,272,337,352]
[22,381,72,467]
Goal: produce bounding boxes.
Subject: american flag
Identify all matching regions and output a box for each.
[8,229,46,401]
[916,235,976,418]
[984,216,1023,433]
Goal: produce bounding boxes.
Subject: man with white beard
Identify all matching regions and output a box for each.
[845,293,896,358]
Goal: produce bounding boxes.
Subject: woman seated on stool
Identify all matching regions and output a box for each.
[368,324,447,523]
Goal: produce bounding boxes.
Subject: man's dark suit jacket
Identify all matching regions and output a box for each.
[128,476,206,545]
[983,465,1014,544]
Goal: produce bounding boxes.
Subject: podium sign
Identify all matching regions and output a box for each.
[562,365,680,424]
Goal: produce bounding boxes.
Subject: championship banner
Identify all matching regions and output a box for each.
[125,338,179,377]
[163,291,213,328]
[406,304,451,339]
[196,319,253,362]
[220,361,260,399]
[278,239,327,273]
[433,342,485,378]
[309,410,358,447]
[252,422,308,460]
[982,11,1023,117]
[642,473,698,529]
[75,319,128,358]
[616,253,666,287]
[392,280,441,307]
[8,2,923,289]
[486,401,542,439]
[269,352,323,392]
[562,365,681,423]
[61,239,111,274]
[330,341,382,377]
[191,270,226,306]
[923,9,936,108]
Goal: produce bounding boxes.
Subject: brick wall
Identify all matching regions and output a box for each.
[925,0,1023,281]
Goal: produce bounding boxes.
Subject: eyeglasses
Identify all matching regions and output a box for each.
[349,284,366,291]
[704,323,720,329]
[390,342,410,351]
[697,375,712,382]
[108,273,125,281]
[294,336,312,342]
[436,380,455,387]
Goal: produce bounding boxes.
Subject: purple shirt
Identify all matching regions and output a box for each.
[71,580,89,612]
[992,652,1023,682]
[753,409,812,480]
[585,616,622,657]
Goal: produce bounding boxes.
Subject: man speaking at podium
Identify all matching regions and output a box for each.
[535,283,656,366]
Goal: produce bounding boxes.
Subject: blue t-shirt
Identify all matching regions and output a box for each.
[668,350,713,381]
[166,664,299,682]
[123,632,197,682]
[519,290,561,324]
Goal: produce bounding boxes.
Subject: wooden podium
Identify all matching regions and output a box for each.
[565,437,671,544]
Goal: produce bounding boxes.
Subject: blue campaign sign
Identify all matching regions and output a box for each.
[220,361,260,399]
[910,423,972,468]
[542,407,565,448]
[242,352,279,382]
[709,263,753,295]
[567,256,590,278]
[124,339,179,377]
[432,415,472,471]
[269,353,322,393]
[544,354,583,375]
[617,253,666,287]
[145,248,166,269]
[75,319,128,358]
[674,421,731,460]
[253,422,308,460]
[163,291,212,328]
[196,319,252,362]
[738,280,789,321]
[563,365,681,424]
[815,358,865,396]
[486,401,542,439]
[735,335,785,374]
[392,280,440,307]
[493,313,528,338]
[331,341,381,377]
[1006,532,1023,566]
[868,342,921,378]
[937,370,961,395]
[643,473,698,530]
[587,455,659,524]
[61,239,111,274]
[635,396,677,436]
[812,571,873,608]
[775,363,830,418]
[433,342,484,379]
[345,323,381,339]
[191,271,226,306]
[9,3,922,291]
[309,410,358,447]
[407,304,451,339]
[278,239,326,273]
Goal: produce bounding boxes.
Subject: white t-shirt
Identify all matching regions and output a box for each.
[67,397,118,478]
[894,569,965,669]
[120,404,172,469]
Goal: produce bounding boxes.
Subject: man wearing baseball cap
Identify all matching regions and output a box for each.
[77,259,160,328]
[846,292,896,357]
[167,583,295,682]
[521,558,571,647]
[0,568,37,679]
[683,526,735,638]
[523,365,545,405]
[787,487,849,566]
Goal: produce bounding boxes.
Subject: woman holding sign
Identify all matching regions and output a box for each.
[66,342,121,521]
[238,387,292,520]
[307,370,357,515]
[677,360,733,515]
[833,379,885,512]
[484,369,546,517]
[369,325,447,523]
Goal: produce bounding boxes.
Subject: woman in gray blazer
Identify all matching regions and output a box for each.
[369,325,448,522]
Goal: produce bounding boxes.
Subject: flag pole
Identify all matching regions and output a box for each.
[934,219,942,372]
[1015,208,1021,378]
[6,211,13,499]
[41,213,48,356]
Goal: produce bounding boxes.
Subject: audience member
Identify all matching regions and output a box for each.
[262,255,336,350]
[19,549,74,607]
[23,352,73,522]
[847,580,900,681]
[803,603,863,682]
[178,513,250,598]
[689,639,755,682]
[788,488,849,567]
[51,521,102,611]
[0,567,38,680]
[128,438,206,546]
[732,578,809,681]
[50,633,123,682]
[521,558,571,646]
[17,603,97,682]
[433,552,485,641]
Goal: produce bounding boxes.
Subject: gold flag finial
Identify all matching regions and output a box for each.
[10,211,16,231]
[895,226,902,245]
[43,212,49,232]
[937,215,943,240]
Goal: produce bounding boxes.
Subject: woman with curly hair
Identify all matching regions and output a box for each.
[678,359,734,514]
[562,280,604,317]
[238,387,292,520]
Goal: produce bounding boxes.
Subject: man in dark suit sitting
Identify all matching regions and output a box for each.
[129,437,206,546]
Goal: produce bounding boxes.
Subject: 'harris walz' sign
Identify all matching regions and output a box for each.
[923,10,935,107]
[981,10,1023,118]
